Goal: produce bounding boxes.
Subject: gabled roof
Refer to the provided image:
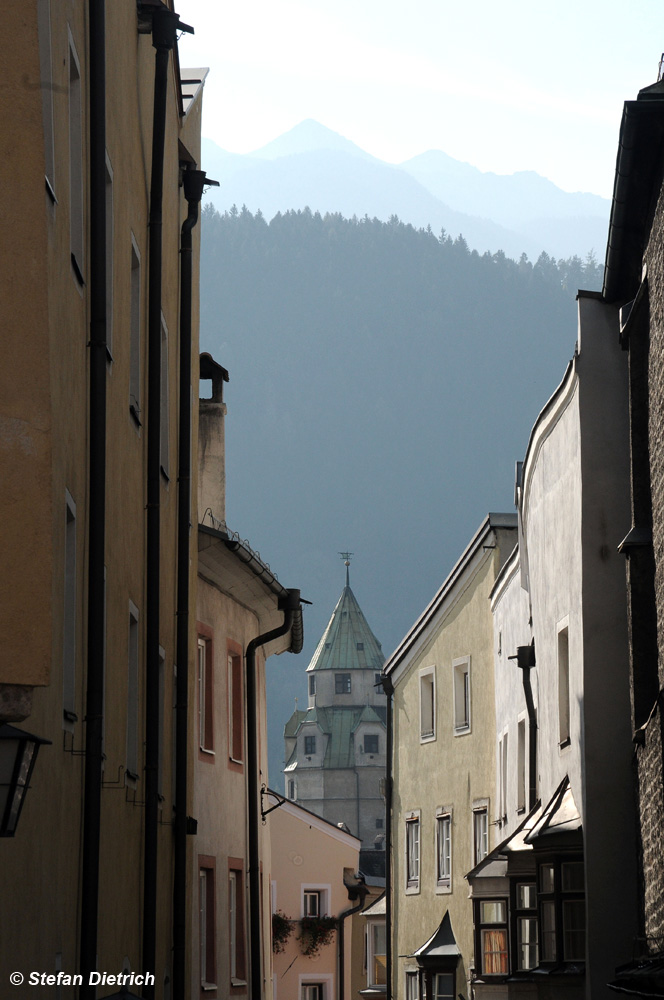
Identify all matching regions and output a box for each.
[307,582,384,673]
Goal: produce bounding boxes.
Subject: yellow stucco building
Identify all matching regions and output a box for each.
[384,515,517,1000]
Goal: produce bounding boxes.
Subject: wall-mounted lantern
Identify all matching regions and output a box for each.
[0,724,51,837]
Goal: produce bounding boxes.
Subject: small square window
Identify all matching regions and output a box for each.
[376,818,384,829]
[335,673,351,694]
[356,642,364,650]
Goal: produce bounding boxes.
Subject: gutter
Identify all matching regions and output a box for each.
[80,2,106,995]
[511,643,538,812]
[143,9,183,994]
[172,167,211,1000]
[338,876,369,1000]
[246,588,303,1000]
[381,673,393,1000]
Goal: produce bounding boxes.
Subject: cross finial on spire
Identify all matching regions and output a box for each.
[339,551,353,587]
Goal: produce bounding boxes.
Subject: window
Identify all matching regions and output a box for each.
[63,491,77,729]
[436,812,452,889]
[126,603,140,783]
[538,858,585,964]
[302,986,322,1000]
[405,971,419,1000]
[308,674,316,696]
[229,861,246,986]
[433,973,454,999]
[304,735,317,755]
[304,890,321,917]
[376,817,384,829]
[419,667,435,741]
[357,642,364,650]
[517,718,526,812]
[516,882,538,970]
[105,156,113,359]
[367,921,386,986]
[453,657,471,732]
[158,647,165,800]
[288,779,296,800]
[198,637,213,754]
[478,900,508,975]
[405,813,420,892]
[160,316,169,477]
[364,734,379,754]
[130,238,141,423]
[199,860,216,992]
[68,33,84,282]
[37,0,55,199]
[375,672,383,689]
[473,807,488,865]
[335,673,351,694]
[498,731,508,821]
[558,624,570,747]
[228,649,243,764]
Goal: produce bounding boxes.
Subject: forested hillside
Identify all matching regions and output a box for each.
[199,205,603,785]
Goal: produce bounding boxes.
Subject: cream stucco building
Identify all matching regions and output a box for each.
[384,515,517,1000]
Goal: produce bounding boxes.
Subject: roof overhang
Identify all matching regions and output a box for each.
[198,524,303,655]
[603,82,664,304]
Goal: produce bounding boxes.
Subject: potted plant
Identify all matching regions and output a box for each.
[272,910,294,953]
[299,915,338,957]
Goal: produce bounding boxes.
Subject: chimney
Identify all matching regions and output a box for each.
[198,353,229,526]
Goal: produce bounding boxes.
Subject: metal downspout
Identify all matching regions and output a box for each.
[80,2,106,995]
[144,10,179,995]
[173,168,207,1000]
[246,589,302,1000]
[381,673,394,1000]
[514,644,538,811]
[337,883,369,1000]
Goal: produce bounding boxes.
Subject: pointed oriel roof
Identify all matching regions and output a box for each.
[307,567,385,673]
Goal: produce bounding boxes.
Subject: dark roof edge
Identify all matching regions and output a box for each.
[265,788,362,842]
[198,523,304,654]
[383,513,516,676]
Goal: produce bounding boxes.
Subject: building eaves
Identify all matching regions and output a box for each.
[383,513,516,680]
[603,81,664,303]
[198,523,303,654]
[265,789,362,849]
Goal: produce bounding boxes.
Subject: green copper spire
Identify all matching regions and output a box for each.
[307,556,384,673]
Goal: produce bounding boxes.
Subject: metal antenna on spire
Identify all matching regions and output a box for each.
[339,551,353,587]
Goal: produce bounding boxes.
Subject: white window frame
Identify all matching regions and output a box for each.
[299,974,332,1000]
[419,666,436,743]
[435,807,452,892]
[498,728,508,822]
[301,885,330,918]
[517,713,527,813]
[405,969,420,1000]
[453,656,471,734]
[405,810,421,894]
[473,801,489,866]
[366,918,387,988]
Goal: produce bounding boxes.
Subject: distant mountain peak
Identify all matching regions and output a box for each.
[249,119,373,161]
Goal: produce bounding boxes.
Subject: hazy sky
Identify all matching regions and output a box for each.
[175,0,662,198]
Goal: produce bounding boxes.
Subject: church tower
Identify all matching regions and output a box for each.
[283,555,387,847]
